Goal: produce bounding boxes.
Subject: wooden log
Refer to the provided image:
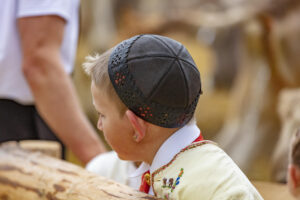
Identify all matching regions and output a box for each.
[0,143,157,200]
[19,140,61,159]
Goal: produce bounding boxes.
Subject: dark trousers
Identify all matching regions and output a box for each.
[0,99,65,158]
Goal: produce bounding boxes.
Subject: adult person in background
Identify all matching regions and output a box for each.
[288,129,300,198]
[0,0,106,164]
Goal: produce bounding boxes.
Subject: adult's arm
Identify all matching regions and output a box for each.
[18,15,106,164]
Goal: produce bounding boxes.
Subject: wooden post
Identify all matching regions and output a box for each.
[0,143,157,200]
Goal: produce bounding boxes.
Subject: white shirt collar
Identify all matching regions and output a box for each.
[129,122,200,178]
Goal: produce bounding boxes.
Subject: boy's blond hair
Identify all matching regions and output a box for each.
[83,49,127,115]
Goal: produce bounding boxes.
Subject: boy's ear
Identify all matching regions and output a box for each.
[126,110,147,142]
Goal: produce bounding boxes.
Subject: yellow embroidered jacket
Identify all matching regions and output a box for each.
[151,141,264,200]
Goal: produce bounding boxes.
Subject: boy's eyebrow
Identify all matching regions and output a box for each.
[94,108,103,116]
[92,101,104,115]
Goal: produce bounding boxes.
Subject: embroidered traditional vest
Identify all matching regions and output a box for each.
[151,141,263,200]
[139,134,204,194]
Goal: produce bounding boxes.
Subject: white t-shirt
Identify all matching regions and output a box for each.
[0,0,79,105]
[86,151,141,190]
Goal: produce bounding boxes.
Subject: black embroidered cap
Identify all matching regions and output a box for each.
[108,34,202,128]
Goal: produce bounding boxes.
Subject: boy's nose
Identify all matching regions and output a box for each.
[97,118,103,131]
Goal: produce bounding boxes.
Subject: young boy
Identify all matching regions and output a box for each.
[84,34,263,200]
[288,129,300,198]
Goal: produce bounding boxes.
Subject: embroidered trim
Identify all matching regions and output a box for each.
[151,140,217,196]
[162,168,184,192]
[164,193,170,200]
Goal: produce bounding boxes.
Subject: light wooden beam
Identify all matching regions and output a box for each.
[0,143,157,200]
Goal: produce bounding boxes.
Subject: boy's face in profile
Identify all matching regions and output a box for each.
[91,81,136,160]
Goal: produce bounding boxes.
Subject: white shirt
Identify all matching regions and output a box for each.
[129,122,201,195]
[0,0,79,105]
[86,151,141,189]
